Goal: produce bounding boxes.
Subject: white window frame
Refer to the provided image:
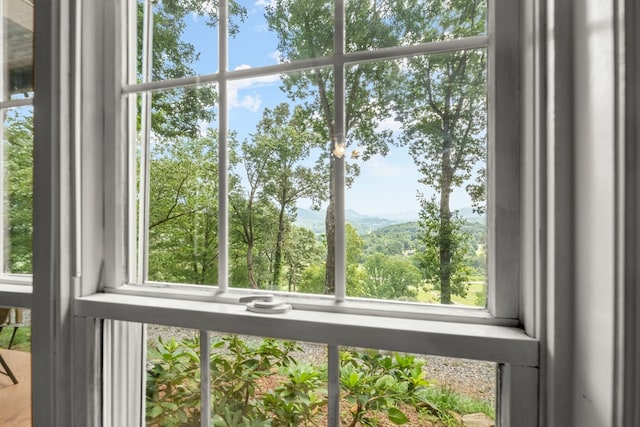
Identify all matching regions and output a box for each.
[77,1,539,426]
[26,0,550,426]
[0,0,35,306]
[106,0,524,324]
[18,0,640,426]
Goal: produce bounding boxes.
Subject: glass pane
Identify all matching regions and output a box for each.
[339,347,496,426]
[146,325,201,426]
[3,0,34,100]
[3,107,33,274]
[208,334,328,426]
[248,0,334,68]
[227,70,330,293]
[345,50,487,306]
[0,308,31,426]
[136,85,219,284]
[346,0,487,53]
[137,0,226,81]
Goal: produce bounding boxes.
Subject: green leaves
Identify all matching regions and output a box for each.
[387,407,410,425]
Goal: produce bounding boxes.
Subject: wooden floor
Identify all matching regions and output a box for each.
[0,350,31,427]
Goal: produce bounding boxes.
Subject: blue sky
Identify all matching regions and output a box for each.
[177,0,476,219]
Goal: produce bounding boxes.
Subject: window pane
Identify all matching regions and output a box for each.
[136,85,219,284]
[3,0,34,100]
[3,107,33,274]
[146,325,201,426]
[208,334,328,426]
[346,0,487,53]
[255,0,335,66]
[0,308,31,426]
[227,69,330,293]
[137,0,225,81]
[346,50,487,306]
[339,347,495,426]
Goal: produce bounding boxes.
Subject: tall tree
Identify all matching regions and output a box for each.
[229,136,274,289]
[363,253,422,300]
[265,0,399,293]
[4,111,33,273]
[138,0,247,138]
[396,0,487,304]
[257,104,325,288]
[147,131,221,284]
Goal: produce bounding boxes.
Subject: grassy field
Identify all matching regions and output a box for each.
[418,282,487,307]
[0,325,31,352]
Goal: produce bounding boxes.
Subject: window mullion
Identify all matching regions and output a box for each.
[327,344,340,427]
[200,330,211,427]
[218,0,229,292]
[334,0,346,303]
[137,0,154,284]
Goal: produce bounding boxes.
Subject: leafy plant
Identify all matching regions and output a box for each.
[146,335,202,427]
[339,350,432,426]
[262,363,327,426]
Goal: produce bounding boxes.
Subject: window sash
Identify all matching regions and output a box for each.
[123,0,513,319]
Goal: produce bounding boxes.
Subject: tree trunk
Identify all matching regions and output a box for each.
[247,241,258,289]
[324,146,336,294]
[439,132,454,304]
[272,201,286,289]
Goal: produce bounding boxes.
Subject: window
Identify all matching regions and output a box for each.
[123,0,519,319]
[0,0,34,284]
[37,0,537,425]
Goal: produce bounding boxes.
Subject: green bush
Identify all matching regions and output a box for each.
[145,335,494,427]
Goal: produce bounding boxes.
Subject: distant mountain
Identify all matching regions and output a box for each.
[294,207,484,234]
[457,207,485,223]
[295,208,405,234]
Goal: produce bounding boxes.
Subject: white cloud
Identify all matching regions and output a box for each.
[376,116,403,133]
[254,0,276,7]
[364,154,408,178]
[228,65,281,112]
[268,50,283,64]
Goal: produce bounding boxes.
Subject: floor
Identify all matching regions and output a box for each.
[0,350,31,427]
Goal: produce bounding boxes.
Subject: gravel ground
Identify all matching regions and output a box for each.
[13,312,495,404]
[146,325,496,405]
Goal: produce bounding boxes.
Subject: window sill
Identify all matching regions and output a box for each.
[75,291,538,366]
[0,283,32,308]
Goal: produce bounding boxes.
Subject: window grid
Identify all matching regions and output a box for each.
[126,0,491,302]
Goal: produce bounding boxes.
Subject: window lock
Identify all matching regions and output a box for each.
[238,295,292,314]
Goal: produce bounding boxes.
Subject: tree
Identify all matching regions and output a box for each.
[282,226,324,292]
[256,104,325,288]
[229,136,274,289]
[265,0,400,294]
[395,0,487,304]
[363,253,422,300]
[138,0,246,138]
[416,196,474,302]
[4,111,33,273]
[147,131,221,284]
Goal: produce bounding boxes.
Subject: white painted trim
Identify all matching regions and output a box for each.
[0,283,31,307]
[487,0,522,320]
[121,36,490,95]
[75,292,538,366]
[105,283,518,326]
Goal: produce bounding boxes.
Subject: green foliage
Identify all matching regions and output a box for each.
[147,131,221,284]
[361,254,422,300]
[146,336,202,426]
[420,384,495,426]
[146,335,494,427]
[5,111,33,274]
[417,196,475,304]
[339,349,432,426]
[262,363,327,426]
[0,324,31,352]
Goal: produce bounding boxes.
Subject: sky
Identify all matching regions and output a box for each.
[173,0,477,219]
